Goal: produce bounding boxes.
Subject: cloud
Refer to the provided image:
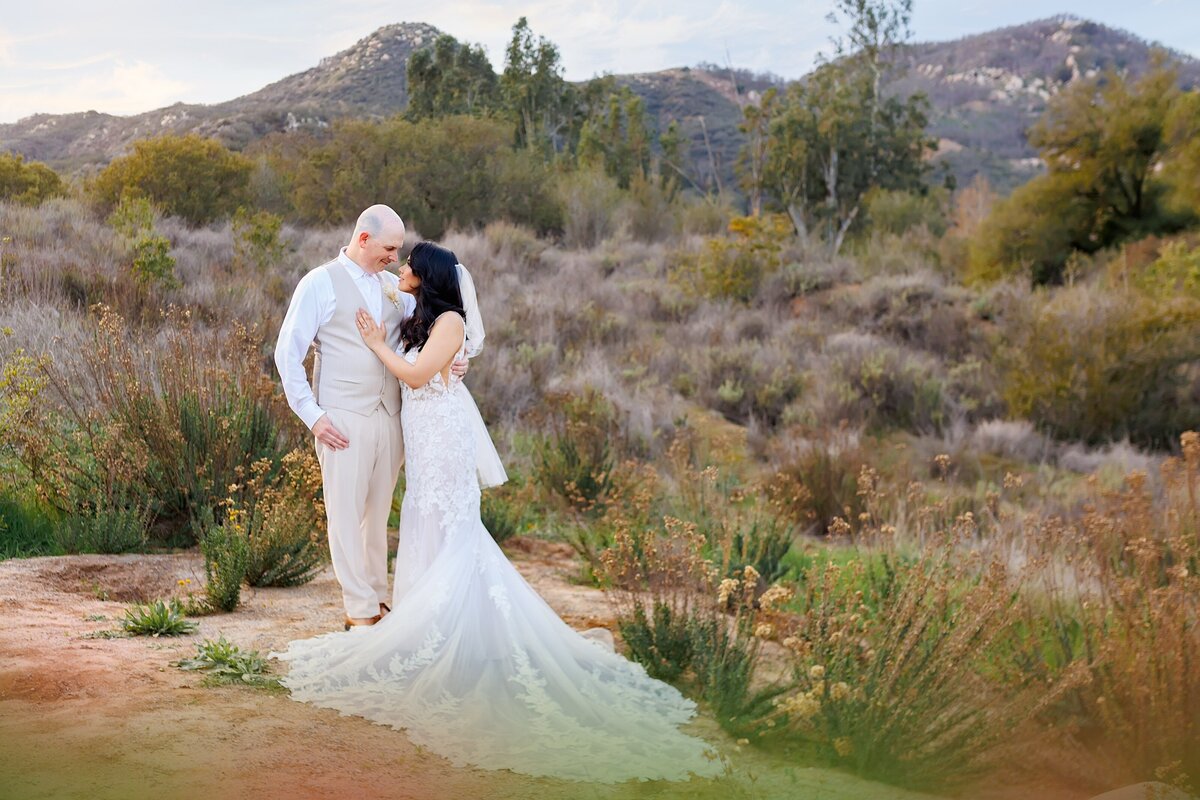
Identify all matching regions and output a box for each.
[2,59,189,122]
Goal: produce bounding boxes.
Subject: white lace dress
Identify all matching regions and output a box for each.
[272,336,721,783]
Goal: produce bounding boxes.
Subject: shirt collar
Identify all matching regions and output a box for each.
[337,247,378,281]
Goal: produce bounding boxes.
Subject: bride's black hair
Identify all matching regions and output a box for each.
[400,241,465,352]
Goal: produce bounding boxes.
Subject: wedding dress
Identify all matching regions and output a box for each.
[272,331,722,783]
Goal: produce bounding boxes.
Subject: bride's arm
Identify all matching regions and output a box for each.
[356,309,464,390]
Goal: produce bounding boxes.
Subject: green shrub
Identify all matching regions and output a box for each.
[0,153,67,206]
[480,484,529,545]
[864,187,948,237]
[618,599,695,682]
[107,194,156,239]
[55,499,149,554]
[674,214,791,302]
[200,514,250,612]
[129,232,177,289]
[231,207,286,273]
[533,390,618,515]
[557,167,623,248]
[1000,286,1200,446]
[771,544,1084,792]
[121,599,197,636]
[89,134,253,225]
[0,489,60,559]
[231,452,327,588]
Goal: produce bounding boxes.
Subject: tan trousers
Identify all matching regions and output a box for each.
[314,405,403,619]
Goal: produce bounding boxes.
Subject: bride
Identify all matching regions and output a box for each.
[272,241,722,783]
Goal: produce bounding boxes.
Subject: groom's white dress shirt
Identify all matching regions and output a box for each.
[275,248,416,430]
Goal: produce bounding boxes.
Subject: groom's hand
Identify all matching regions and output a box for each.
[312,414,349,450]
[450,357,469,378]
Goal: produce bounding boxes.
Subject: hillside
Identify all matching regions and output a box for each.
[1,16,1196,191]
[894,14,1200,190]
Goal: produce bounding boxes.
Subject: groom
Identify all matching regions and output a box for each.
[274,204,465,628]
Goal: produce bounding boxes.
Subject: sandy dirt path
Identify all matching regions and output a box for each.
[0,539,961,800]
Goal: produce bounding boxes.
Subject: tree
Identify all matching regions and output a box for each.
[0,153,67,206]
[756,61,931,253]
[89,134,253,225]
[406,34,500,119]
[577,86,653,189]
[970,56,1198,284]
[501,17,572,153]
[826,0,914,185]
[746,0,931,253]
[737,88,779,216]
[283,115,562,237]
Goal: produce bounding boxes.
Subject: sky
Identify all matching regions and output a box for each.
[1,0,1197,124]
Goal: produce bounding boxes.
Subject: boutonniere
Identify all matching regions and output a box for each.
[382,280,403,311]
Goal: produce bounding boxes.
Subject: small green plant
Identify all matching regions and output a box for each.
[130,232,178,289]
[121,599,197,636]
[200,513,250,612]
[618,599,695,682]
[175,635,279,688]
[480,487,528,545]
[232,207,286,273]
[533,390,618,516]
[107,194,156,239]
[54,499,149,554]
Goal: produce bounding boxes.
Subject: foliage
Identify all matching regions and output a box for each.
[55,497,150,554]
[176,635,280,688]
[999,285,1200,446]
[769,536,1084,792]
[2,305,304,550]
[864,187,947,237]
[675,214,793,302]
[502,17,572,153]
[533,389,619,516]
[0,489,60,559]
[480,478,533,545]
[200,512,250,612]
[272,115,562,238]
[106,194,179,290]
[121,598,197,636]
[577,84,653,190]
[89,134,253,225]
[618,598,696,682]
[969,57,1197,284]
[744,1,933,253]
[406,34,500,118]
[129,232,178,289]
[231,207,286,274]
[766,436,866,536]
[1026,435,1200,787]
[0,153,67,206]
[555,167,623,248]
[214,451,327,588]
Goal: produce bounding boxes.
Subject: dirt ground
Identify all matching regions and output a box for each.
[0,538,1084,800]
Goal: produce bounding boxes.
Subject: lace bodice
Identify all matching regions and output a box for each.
[398,336,466,403]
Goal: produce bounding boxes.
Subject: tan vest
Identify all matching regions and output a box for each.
[312,261,405,417]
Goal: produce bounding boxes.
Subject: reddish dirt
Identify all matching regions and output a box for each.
[0,539,976,800]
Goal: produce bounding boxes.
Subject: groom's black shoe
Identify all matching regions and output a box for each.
[344,614,382,631]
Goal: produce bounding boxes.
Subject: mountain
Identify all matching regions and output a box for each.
[893,15,1200,190]
[1,17,1196,192]
[0,23,440,172]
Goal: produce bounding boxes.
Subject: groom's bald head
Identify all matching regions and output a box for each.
[347,204,405,274]
[352,204,405,242]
